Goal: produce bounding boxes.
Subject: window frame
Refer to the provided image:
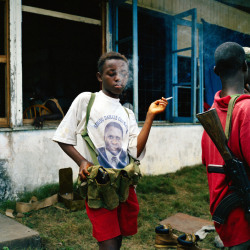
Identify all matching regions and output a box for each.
[21,3,105,126]
[171,8,204,123]
[110,3,205,124]
[0,0,10,127]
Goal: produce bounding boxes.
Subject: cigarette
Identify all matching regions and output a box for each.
[164,97,173,101]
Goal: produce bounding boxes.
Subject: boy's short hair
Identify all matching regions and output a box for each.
[97,51,128,74]
[214,42,245,78]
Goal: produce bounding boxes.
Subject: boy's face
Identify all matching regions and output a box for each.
[97,59,129,98]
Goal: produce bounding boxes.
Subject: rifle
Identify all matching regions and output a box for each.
[196,108,250,224]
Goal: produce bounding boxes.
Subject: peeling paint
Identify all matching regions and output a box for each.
[9,0,23,127]
[0,160,13,201]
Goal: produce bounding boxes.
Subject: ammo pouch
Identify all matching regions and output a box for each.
[78,159,141,210]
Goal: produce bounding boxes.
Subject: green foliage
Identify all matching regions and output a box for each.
[0,200,16,212]
[17,183,59,202]
[137,174,176,194]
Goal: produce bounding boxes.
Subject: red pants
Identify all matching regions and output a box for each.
[85,186,139,242]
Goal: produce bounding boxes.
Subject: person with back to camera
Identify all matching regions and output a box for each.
[201,42,250,249]
[53,51,169,249]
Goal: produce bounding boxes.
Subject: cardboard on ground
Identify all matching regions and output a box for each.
[160,213,213,234]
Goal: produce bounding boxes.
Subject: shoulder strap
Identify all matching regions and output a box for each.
[84,93,96,131]
[225,95,240,141]
[81,93,99,165]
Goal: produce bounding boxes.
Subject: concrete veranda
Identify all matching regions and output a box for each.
[0,213,41,249]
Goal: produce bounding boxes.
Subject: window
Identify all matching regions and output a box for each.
[22,0,102,125]
[171,9,204,123]
[112,5,171,121]
[110,3,204,123]
[0,0,10,127]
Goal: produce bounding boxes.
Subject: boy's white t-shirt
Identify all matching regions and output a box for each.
[53,91,145,169]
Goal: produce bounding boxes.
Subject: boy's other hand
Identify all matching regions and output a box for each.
[244,83,250,94]
[79,160,93,180]
[148,97,168,115]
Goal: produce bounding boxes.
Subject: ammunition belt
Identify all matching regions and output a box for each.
[78,160,141,210]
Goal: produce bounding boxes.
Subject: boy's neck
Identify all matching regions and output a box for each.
[220,73,244,97]
[220,88,244,97]
[101,89,120,99]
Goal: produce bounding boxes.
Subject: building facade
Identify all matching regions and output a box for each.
[0,0,249,200]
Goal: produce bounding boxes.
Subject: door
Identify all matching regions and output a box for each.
[171,8,203,123]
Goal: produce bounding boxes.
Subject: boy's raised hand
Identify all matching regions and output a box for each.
[148,97,169,116]
[137,97,169,157]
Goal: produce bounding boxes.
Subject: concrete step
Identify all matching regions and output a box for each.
[0,213,41,249]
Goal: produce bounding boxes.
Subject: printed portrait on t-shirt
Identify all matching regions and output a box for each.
[97,121,128,169]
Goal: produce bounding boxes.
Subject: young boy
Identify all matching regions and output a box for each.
[53,51,168,249]
[201,42,250,249]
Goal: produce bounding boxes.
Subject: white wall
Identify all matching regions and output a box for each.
[9,0,23,127]
[140,125,204,175]
[0,125,203,200]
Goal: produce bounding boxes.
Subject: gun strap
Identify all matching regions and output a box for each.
[225,95,240,141]
[81,93,99,165]
[208,95,240,174]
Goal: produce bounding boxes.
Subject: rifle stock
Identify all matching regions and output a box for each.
[196,109,232,162]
